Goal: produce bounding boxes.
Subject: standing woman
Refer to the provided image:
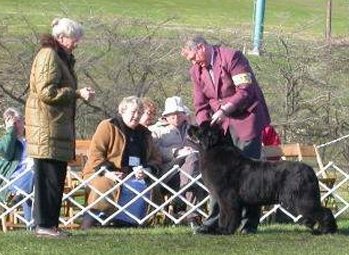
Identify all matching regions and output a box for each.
[25,18,95,238]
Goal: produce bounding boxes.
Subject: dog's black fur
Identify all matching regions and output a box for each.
[188,122,337,235]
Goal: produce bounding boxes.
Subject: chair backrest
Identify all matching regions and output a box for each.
[262,143,303,161]
[67,140,91,182]
[75,139,91,156]
[67,140,91,169]
[262,143,328,177]
[280,143,302,160]
[262,145,284,160]
[65,140,91,208]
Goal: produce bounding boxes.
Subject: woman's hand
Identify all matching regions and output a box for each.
[134,168,145,180]
[79,87,96,102]
[4,116,16,130]
[104,171,124,182]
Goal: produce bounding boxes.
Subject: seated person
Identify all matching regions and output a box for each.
[149,96,206,225]
[81,96,162,229]
[139,97,157,128]
[261,124,282,161]
[0,108,34,223]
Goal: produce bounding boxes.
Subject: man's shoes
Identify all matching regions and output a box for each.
[35,227,72,238]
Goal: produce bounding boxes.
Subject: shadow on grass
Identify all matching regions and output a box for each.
[261,222,349,236]
[336,228,349,236]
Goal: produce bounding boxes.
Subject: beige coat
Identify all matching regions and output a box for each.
[149,120,191,163]
[25,41,80,162]
[82,118,163,214]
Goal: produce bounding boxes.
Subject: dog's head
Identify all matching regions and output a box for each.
[188,121,227,150]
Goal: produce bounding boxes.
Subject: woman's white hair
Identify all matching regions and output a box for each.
[118,96,144,114]
[51,18,84,39]
[3,107,22,120]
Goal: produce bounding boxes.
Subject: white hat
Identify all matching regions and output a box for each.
[162,96,187,116]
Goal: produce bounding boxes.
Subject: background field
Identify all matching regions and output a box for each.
[0,0,348,38]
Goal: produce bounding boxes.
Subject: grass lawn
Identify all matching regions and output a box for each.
[0,220,349,255]
[0,0,347,37]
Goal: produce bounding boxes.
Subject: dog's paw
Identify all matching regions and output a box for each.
[240,228,257,235]
[193,225,218,235]
[217,227,234,235]
[311,230,322,235]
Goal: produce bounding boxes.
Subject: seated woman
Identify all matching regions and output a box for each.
[81,96,162,230]
[139,97,157,128]
[149,96,206,226]
[0,108,34,224]
[261,124,282,161]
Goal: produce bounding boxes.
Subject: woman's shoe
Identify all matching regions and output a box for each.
[35,226,72,238]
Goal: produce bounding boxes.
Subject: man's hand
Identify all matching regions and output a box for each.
[176,146,196,158]
[210,109,225,125]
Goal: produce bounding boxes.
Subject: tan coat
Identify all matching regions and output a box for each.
[82,118,163,214]
[25,42,80,162]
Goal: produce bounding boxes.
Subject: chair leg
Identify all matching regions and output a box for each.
[1,215,7,233]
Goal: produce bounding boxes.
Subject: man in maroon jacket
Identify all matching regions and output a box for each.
[182,36,271,234]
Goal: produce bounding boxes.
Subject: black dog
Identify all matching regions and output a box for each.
[188,122,337,235]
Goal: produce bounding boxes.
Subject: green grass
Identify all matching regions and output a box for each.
[1,221,349,255]
[0,0,348,37]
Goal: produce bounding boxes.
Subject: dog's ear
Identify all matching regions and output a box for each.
[188,125,200,141]
[199,120,211,130]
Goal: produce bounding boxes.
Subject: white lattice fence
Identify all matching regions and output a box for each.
[61,165,210,227]
[261,137,349,223]
[0,169,35,229]
[1,137,349,230]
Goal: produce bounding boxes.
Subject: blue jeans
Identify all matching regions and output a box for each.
[9,169,34,222]
[115,178,150,224]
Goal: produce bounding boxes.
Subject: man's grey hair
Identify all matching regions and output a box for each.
[51,17,84,39]
[118,96,144,114]
[184,36,209,50]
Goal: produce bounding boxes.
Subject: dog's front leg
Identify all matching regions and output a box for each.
[217,191,241,235]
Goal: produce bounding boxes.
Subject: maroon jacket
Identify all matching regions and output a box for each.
[190,46,271,141]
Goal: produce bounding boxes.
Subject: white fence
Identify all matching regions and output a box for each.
[1,140,348,231]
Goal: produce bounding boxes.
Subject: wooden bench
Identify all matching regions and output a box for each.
[62,140,91,229]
